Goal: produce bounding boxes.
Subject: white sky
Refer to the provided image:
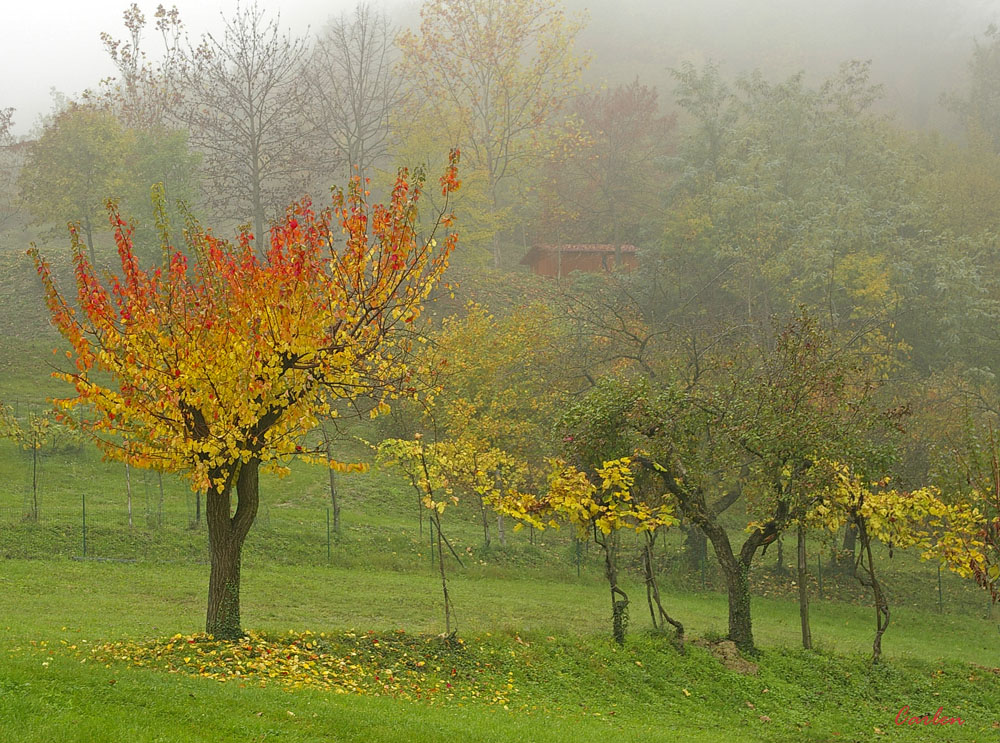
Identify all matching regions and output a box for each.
[0,0,366,135]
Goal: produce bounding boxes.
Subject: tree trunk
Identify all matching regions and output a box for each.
[478,494,491,549]
[489,174,502,268]
[643,532,684,650]
[681,522,708,570]
[721,558,753,651]
[774,536,787,575]
[157,472,164,528]
[125,461,133,529]
[31,432,38,521]
[328,466,340,534]
[797,524,812,649]
[838,523,857,572]
[497,513,506,547]
[701,521,755,651]
[432,509,454,635]
[600,531,629,645]
[321,426,340,534]
[854,517,889,663]
[205,460,260,639]
[83,214,96,268]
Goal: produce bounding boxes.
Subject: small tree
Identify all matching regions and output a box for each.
[807,460,985,662]
[501,457,680,646]
[0,406,57,521]
[376,435,464,634]
[30,152,460,639]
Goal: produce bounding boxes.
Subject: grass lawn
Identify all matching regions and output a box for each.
[2,557,999,742]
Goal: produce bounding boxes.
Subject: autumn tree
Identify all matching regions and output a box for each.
[304,3,405,185]
[376,435,468,634]
[398,0,587,267]
[587,316,898,652]
[30,153,461,639]
[946,427,1000,604]
[178,2,313,251]
[806,461,985,662]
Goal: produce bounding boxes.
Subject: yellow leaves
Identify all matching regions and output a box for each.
[84,630,517,709]
[806,459,991,584]
[31,169,457,495]
[497,457,676,539]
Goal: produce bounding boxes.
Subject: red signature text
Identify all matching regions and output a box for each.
[895,706,963,726]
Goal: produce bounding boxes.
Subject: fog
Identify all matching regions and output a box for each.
[5,0,998,136]
[5,0,1000,703]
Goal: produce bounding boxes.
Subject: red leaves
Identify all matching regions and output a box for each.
[31,157,459,489]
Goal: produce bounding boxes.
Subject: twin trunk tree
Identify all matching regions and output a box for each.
[644,456,790,651]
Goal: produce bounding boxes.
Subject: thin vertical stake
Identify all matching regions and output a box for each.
[817,554,823,595]
[82,493,87,557]
[326,508,331,564]
[937,564,943,613]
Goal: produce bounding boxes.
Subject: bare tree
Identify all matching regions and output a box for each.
[90,3,187,130]
[179,3,312,249]
[305,3,405,185]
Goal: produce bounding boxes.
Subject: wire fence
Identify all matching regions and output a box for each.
[0,399,995,619]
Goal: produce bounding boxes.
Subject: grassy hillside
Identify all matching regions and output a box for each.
[2,231,999,742]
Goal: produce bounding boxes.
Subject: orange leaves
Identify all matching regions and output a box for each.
[440,148,462,196]
[29,161,459,490]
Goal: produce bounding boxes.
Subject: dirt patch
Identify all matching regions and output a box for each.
[694,639,759,675]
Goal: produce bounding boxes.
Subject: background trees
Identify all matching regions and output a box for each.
[304,3,405,185]
[178,3,313,252]
[536,78,674,247]
[0,107,24,232]
[398,0,588,267]
[19,105,130,265]
[9,0,1000,672]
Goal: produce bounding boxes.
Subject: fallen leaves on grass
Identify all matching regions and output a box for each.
[85,630,517,707]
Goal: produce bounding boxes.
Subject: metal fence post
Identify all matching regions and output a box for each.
[326,508,331,564]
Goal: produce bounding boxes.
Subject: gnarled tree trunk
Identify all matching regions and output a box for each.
[206,459,260,639]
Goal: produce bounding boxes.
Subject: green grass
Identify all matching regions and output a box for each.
[3,229,1000,741]
[2,565,998,742]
